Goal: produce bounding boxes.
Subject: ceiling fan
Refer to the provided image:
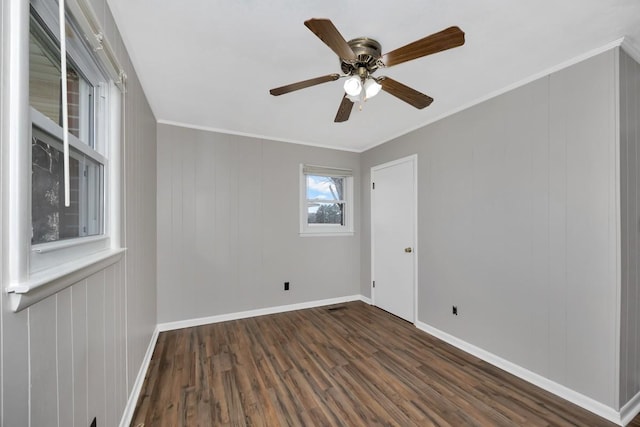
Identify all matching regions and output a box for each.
[269,19,465,122]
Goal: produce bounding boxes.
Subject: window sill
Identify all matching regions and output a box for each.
[32,235,109,254]
[6,247,125,312]
[299,232,355,237]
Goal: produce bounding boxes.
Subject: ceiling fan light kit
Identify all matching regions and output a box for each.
[269,18,465,123]
[343,76,362,96]
[364,78,382,98]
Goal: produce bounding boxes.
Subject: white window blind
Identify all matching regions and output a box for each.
[302,164,353,177]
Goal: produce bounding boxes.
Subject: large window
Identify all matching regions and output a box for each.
[24,1,121,279]
[300,164,354,236]
[29,12,106,249]
[4,0,125,311]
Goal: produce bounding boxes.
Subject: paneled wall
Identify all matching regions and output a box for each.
[27,266,128,427]
[156,125,360,323]
[620,48,640,408]
[120,45,158,400]
[0,1,5,422]
[0,1,157,426]
[361,50,619,408]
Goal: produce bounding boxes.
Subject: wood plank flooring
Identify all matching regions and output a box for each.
[132,302,640,426]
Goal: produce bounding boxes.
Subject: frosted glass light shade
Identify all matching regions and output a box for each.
[364,79,382,98]
[343,76,362,96]
[346,94,360,103]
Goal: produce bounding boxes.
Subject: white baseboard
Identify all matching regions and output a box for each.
[118,325,160,427]
[157,294,363,332]
[621,389,640,426]
[415,321,623,426]
[359,295,372,305]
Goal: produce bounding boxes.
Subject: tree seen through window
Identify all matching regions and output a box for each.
[306,175,345,225]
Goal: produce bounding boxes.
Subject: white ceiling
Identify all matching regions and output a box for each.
[106,0,640,152]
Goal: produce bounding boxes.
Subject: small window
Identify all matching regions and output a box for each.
[300,164,354,236]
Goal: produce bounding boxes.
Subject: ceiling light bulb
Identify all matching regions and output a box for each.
[343,76,362,96]
[364,78,382,99]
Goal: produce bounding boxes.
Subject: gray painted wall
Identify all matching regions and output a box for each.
[620,48,640,408]
[361,50,619,407]
[156,124,361,323]
[0,1,157,426]
[1,2,5,422]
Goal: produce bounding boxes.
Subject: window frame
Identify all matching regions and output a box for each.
[299,164,354,237]
[2,0,125,312]
[28,3,111,272]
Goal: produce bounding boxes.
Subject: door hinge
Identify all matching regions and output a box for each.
[372,182,375,190]
[372,280,375,288]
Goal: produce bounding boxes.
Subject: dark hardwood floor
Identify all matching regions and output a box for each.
[132,301,640,426]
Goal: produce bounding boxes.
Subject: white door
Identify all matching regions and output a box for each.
[372,155,416,322]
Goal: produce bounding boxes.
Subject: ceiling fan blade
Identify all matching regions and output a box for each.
[378,77,433,109]
[304,18,357,61]
[334,94,354,122]
[270,74,340,96]
[382,26,465,67]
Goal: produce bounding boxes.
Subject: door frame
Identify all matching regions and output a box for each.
[370,154,418,323]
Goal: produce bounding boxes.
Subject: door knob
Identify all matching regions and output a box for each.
[404,247,412,253]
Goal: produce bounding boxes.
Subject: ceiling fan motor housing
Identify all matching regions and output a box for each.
[340,37,383,77]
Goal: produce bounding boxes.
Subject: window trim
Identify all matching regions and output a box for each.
[31,108,107,166]
[299,164,354,237]
[10,248,125,312]
[28,4,111,268]
[2,0,125,312]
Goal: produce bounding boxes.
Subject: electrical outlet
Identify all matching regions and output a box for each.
[284,281,290,291]
[452,305,458,315]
